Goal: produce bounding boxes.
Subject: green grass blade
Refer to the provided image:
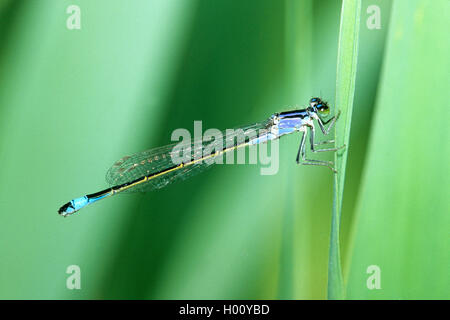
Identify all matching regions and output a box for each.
[346,0,450,299]
[327,0,361,300]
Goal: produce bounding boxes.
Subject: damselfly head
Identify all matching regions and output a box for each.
[309,97,330,117]
[316,101,330,117]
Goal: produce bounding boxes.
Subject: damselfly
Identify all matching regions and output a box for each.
[58,97,344,217]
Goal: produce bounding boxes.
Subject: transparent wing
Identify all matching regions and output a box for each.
[105,120,271,193]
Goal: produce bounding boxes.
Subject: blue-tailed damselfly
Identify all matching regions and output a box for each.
[58,97,344,217]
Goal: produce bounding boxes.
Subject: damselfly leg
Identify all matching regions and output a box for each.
[309,127,346,153]
[295,110,345,173]
[314,139,335,146]
[317,110,341,135]
[296,129,337,173]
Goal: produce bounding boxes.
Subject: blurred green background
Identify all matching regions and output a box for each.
[0,0,447,299]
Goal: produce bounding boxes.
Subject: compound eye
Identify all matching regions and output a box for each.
[310,97,320,107]
[317,103,330,115]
